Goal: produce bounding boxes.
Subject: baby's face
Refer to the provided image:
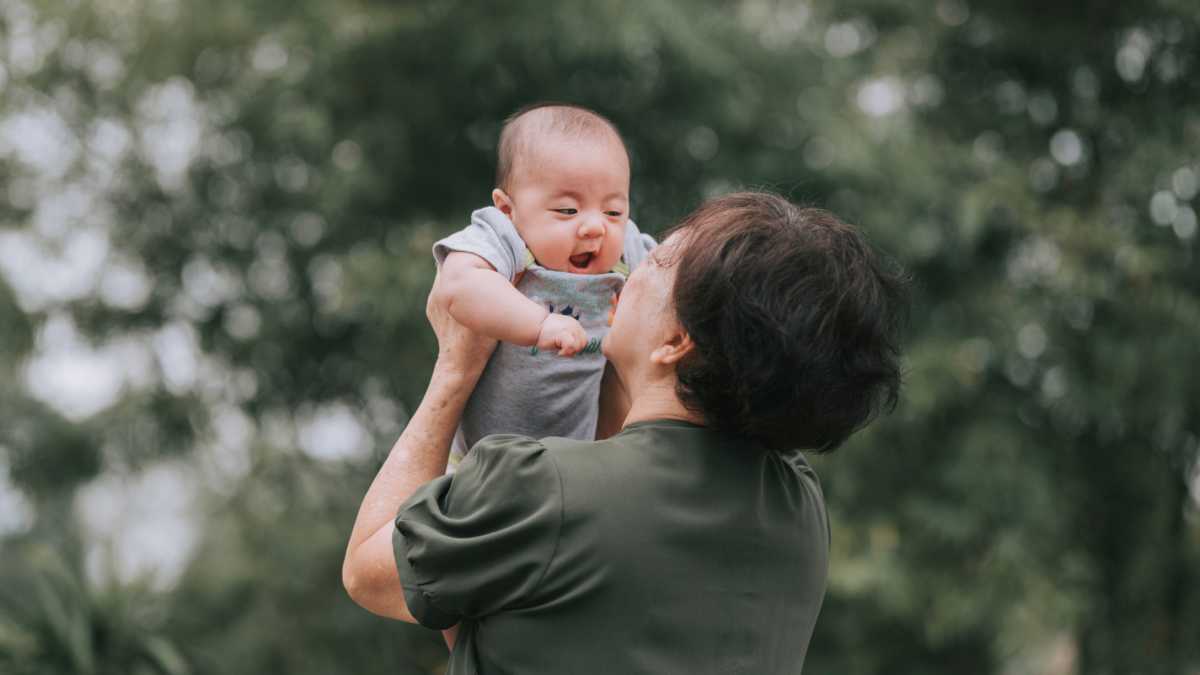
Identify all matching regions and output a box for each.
[494,136,630,274]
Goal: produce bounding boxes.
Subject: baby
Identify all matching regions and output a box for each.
[432,103,656,469]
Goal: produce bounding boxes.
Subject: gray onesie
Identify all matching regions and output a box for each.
[433,207,657,469]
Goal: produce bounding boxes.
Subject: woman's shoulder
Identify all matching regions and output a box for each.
[458,434,560,490]
[542,424,824,499]
[467,432,622,484]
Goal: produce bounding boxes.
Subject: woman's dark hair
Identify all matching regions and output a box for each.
[665,191,909,452]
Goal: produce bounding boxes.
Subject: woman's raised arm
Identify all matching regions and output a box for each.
[341,272,496,621]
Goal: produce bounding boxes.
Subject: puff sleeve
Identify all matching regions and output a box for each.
[392,434,563,629]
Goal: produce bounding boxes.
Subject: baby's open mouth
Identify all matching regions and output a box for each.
[569,252,595,269]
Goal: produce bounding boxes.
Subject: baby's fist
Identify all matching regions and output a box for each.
[537,314,588,357]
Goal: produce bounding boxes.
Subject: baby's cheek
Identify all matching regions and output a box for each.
[599,249,624,273]
[604,231,627,264]
[527,232,572,267]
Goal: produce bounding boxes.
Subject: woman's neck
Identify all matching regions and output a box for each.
[621,379,705,428]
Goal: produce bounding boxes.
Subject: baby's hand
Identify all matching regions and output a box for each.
[537,313,588,357]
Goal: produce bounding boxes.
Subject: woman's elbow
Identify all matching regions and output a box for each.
[341,556,366,605]
[341,553,416,622]
[341,550,382,611]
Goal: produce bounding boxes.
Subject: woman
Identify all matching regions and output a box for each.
[343,191,908,674]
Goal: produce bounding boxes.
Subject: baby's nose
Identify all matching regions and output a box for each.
[578,216,605,238]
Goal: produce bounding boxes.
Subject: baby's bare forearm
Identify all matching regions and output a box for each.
[442,267,547,346]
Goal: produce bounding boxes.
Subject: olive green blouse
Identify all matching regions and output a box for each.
[393,419,830,674]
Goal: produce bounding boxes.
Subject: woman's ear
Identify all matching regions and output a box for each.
[650,329,694,366]
[492,188,514,216]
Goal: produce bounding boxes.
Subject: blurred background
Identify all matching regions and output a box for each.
[0,0,1197,673]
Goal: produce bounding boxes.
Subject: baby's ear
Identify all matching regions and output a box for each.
[492,188,514,216]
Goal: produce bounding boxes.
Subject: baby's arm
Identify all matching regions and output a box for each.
[436,251,587,355]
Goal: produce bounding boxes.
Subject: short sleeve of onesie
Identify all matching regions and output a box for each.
[392,434,562,629]
[620,221,658,271]
[432,207,529,282]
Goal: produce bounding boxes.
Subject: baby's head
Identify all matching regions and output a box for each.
[492,103,630,274]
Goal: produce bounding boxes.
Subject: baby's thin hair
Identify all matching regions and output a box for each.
[495,102,629,190]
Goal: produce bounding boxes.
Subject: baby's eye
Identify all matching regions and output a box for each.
[553,208,578,215]
[605,211,623,217]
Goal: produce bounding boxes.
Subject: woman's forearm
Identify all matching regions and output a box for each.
[341,363,475,619]
[346,366,469,547]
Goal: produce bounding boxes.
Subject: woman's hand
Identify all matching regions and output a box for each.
[427,270,498,381]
